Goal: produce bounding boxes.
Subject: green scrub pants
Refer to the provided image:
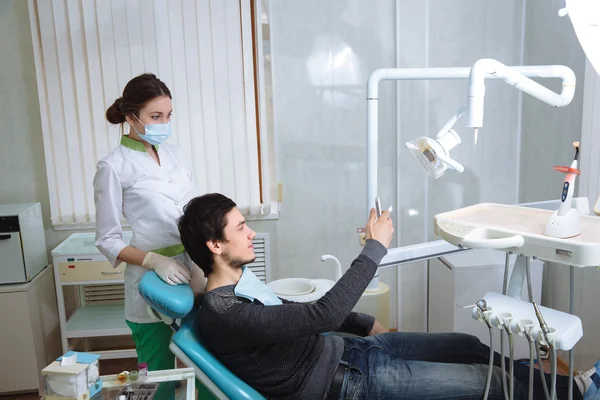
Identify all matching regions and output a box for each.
[126,320,216,400]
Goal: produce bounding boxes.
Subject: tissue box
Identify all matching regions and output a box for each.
[42,352,102,400]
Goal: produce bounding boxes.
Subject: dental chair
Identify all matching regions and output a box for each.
[138,271,266,400]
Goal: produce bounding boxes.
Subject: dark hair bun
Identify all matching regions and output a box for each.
[106,73,172,125]
[106,97,126,124]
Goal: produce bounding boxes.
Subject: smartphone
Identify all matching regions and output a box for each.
[375,197,382,218]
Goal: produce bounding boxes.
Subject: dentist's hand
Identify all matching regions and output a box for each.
[189,263,207,296]
[142,252,192,285]
[365,207,394,248]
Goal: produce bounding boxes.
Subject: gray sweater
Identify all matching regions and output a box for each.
[195,240,387,399]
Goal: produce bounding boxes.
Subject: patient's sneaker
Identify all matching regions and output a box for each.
[575,359,600,399]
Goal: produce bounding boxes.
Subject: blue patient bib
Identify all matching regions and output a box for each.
[234,267,283,306]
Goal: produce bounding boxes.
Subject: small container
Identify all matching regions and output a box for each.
[129,370,139,381]
[138,362,148,377]
[117,371,129,383]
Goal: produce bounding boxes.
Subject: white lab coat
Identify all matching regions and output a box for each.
[93,136,196,323]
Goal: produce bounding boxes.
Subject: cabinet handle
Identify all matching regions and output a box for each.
[101,270,124,275]
[0,234,11,240]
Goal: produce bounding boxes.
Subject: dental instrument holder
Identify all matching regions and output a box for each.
[114,383,160,400]
[544,165,582,239]
[471,292,582,351]
[434,202,600,268]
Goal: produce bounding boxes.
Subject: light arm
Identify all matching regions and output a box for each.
[466,59,576,133]
[366,60,576,217]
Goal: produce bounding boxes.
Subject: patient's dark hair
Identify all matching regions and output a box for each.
[178,193,237,277]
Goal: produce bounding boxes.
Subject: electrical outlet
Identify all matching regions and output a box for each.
[359,232,366,246]
[357,228,366,246]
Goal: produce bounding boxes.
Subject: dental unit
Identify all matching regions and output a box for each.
[361,2,600,399]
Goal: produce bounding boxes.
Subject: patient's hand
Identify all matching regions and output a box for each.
[368,319,388,336]
[365,208,394,248]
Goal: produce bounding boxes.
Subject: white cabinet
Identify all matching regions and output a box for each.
[0,266,62,395]
[52,232,136,360]
[428,249,543,359]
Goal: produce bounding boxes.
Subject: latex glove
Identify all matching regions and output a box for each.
[142,252,191,285]
[189,263,207,296]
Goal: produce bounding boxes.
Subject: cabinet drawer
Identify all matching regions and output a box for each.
[58,261,125,282]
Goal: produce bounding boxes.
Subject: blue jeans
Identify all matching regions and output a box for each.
[338,332,582,400]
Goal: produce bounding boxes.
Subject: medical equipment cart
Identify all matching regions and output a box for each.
[41,367,196,400]
[52,232,135,360]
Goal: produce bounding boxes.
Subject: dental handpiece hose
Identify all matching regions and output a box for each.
[505,326,515,400]
[483,325,494,400]
[534,301,555,400]
[478,303,493,400]
[526,333,535,400]
[524,258,538,400]
[550,345,558,400]
[500,329,509,400]
[500,254,510,400]
[467,300,494,400]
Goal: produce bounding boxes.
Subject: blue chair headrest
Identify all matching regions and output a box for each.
[138,271,195,319]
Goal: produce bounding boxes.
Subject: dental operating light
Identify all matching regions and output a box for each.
[405,106,466,179]
[560,0,600,77]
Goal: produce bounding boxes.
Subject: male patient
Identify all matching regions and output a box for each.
[178,193,598,400]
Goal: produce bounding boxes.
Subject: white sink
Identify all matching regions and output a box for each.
[267,278,335,303]
[268,278,315,296]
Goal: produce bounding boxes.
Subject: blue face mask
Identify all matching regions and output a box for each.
[133,115,172,146]
[234,267,283,306]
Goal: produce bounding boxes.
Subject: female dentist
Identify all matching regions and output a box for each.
[93,73,210,399]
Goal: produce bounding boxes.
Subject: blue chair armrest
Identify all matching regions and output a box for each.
[138,271,194,319]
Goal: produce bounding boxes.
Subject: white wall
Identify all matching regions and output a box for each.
[0,0,85,321]
[263,0,399,323]
[0,0,77,253]
[265,0,556,331]
[519,0,586,203]
[0,0,47,214]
